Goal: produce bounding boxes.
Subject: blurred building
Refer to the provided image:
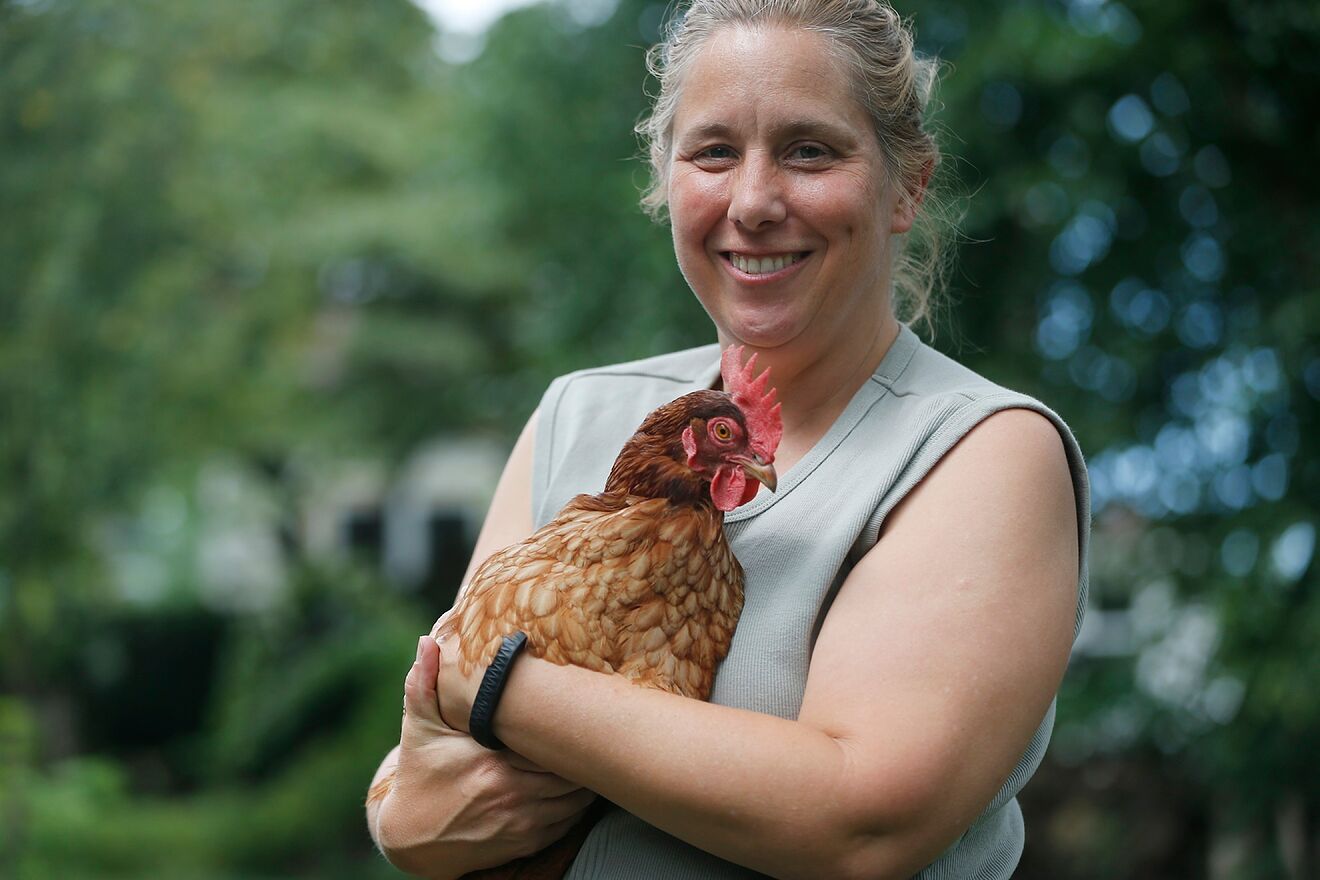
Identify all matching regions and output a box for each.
[303,437,507,604]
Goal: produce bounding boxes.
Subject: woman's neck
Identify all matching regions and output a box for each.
[720,313,901,473]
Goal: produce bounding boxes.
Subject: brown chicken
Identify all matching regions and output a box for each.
[370,345,781,878]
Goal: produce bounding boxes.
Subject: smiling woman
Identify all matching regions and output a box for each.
[639,0,949,340]
[666,25,905,372]
[368,3,1091,879]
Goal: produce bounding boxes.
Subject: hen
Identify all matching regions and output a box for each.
[370,345,782,877]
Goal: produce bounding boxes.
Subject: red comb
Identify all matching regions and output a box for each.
[721,345,783,462]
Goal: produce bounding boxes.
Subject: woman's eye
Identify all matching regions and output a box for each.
[696,145,736,162]
[788,144,830,162]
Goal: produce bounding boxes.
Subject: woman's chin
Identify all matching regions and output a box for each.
[717,317,809,353]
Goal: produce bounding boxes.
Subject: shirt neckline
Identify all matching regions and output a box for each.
[691,325,921,521]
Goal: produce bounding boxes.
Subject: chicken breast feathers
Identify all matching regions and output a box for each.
[435,493,743,701]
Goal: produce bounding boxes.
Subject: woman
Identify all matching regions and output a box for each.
[368,1,1089,877]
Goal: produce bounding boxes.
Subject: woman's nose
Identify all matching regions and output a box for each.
[727,154,787,229]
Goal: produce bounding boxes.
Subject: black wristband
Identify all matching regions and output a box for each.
[469,631,529,750]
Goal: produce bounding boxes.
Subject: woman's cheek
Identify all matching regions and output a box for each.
[670,169,728,229]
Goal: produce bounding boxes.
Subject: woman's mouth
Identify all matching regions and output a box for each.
[723,251,811,281]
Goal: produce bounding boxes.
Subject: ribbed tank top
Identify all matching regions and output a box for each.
[530,325,1091,879]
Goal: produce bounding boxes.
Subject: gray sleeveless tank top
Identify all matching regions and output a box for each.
[531,325,1091,879]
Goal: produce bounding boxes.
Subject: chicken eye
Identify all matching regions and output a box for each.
[712,420,733,442]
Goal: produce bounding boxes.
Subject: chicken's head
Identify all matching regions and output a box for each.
[604,347,782,510]
[681,346,782,511]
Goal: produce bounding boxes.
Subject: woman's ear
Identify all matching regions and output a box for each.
[890,159,934,233]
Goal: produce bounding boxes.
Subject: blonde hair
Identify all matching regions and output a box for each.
[636,0,955,332]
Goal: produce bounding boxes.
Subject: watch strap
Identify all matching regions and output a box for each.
[469,631,530,750]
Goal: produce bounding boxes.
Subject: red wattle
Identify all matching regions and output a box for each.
[710,465,746,511]
[711,465,760,511]
[739,478,761,506]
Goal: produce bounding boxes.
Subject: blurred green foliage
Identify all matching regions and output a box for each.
[1,0,1316,877]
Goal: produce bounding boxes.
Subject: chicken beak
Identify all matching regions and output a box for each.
[738,454,778,493]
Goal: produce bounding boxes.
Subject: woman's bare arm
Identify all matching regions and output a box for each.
[434,408,1080,879]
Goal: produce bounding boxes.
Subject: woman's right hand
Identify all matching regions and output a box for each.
[370,635,597,879]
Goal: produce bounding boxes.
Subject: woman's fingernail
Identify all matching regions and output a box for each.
[416,635,427,661]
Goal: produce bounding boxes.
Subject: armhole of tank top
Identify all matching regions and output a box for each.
[531,375,572,529]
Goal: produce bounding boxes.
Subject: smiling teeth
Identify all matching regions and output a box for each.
[731,253,802,275]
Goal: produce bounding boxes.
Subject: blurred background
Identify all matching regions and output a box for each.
[1,0,1315,877]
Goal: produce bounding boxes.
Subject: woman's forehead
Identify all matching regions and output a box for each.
[671,25,867,138]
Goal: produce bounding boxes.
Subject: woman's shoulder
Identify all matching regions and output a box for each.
[546,344,720,393]
[884,329,1020,405]
[538,344,721,437]
[532,345,721,524]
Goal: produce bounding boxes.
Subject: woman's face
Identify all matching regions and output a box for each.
[667,25,917,355]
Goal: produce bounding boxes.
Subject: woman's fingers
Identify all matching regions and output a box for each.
[521,808,595,856]
[515,768,590,800]
[539,787,597,823]
[503,788,597,860]
[402,636,456,746]
[402,637,437,718]
[433,624,489,733]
